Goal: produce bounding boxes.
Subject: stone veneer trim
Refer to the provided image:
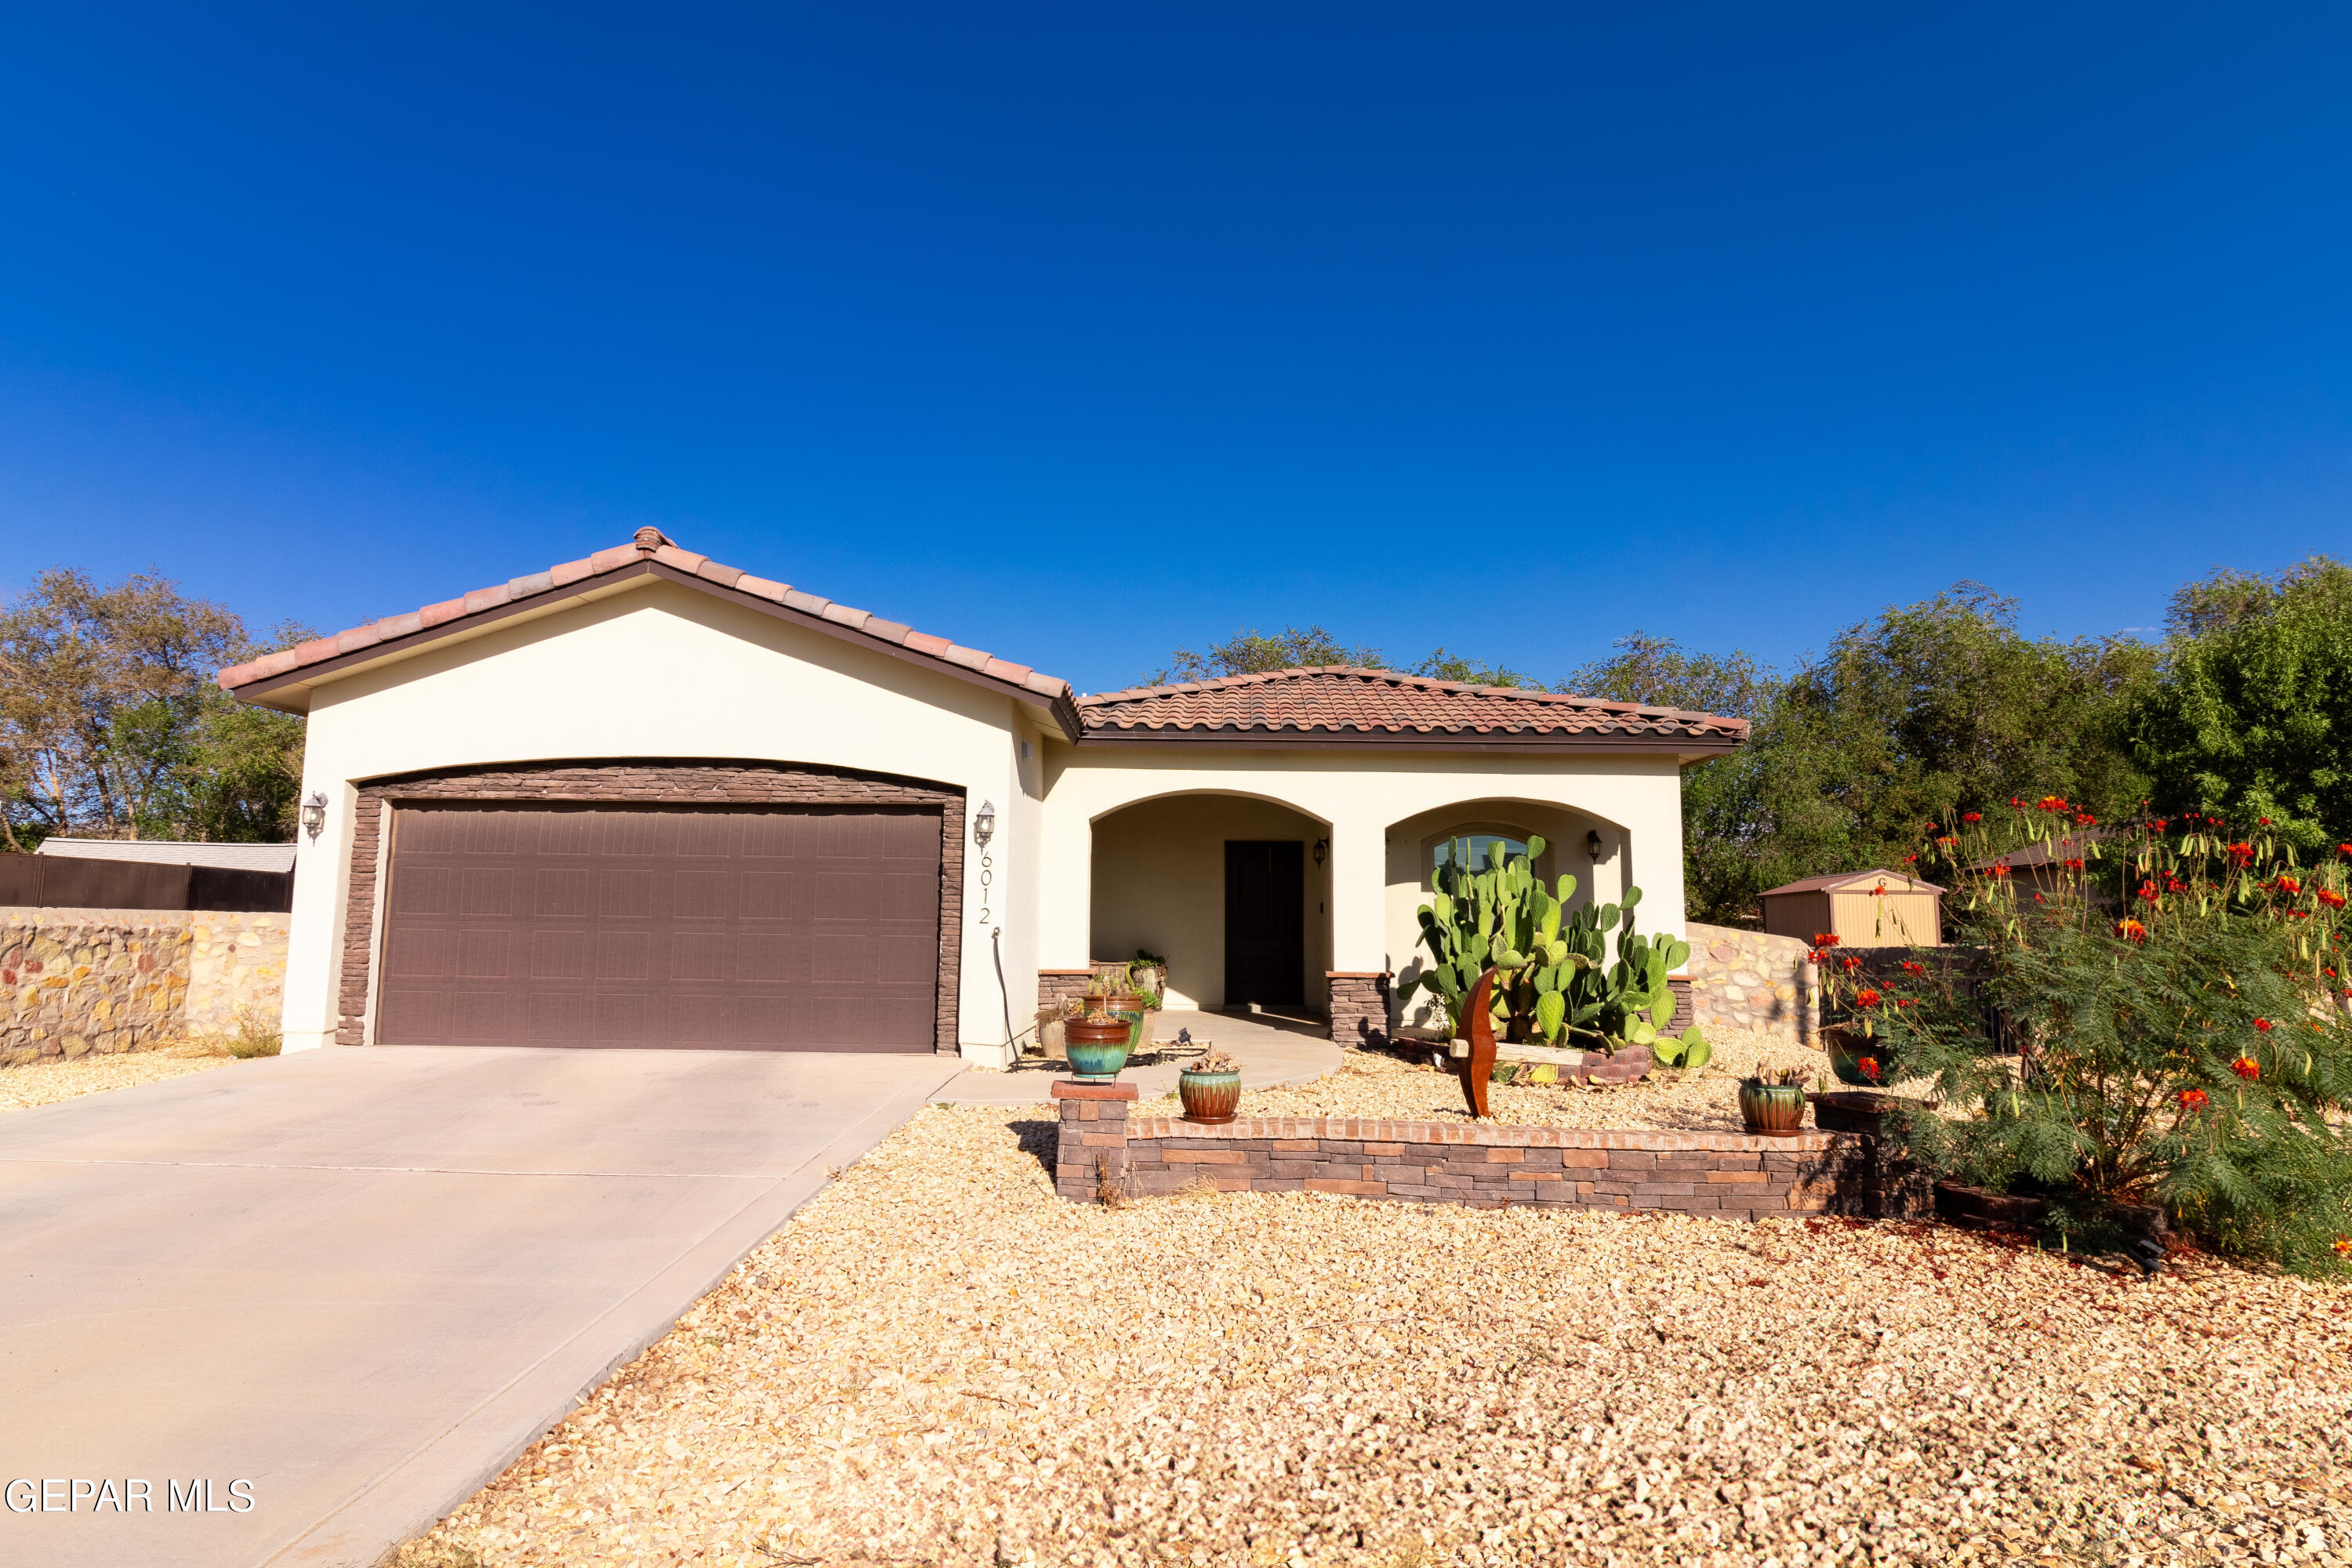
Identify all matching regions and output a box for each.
[338,759,965,1051]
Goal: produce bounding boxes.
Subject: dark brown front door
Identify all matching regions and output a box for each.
[376,803,942,1051]
[1224,840,1304,1007]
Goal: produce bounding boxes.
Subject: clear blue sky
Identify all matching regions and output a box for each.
[5,5,2348,692]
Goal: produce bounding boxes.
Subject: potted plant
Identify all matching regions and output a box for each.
[1738,1065,1809,1137]
[1063,986,1135,1083]
[1177,1047,1243,1124]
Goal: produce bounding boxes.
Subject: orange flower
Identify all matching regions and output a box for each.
[1858,1056,1882,1083]
[1990,862,2012,877]
[2178,1088,2209,1112]
[1855,988,1882,1007]
[2277,876,2302,895]
[2228,842,2256,867]
[1900,960,1925,975]
[2038,796,2068,812]
[1962,811,1982,822]
[2115,918,2148,942]
[2336,1237,2352,1257]
[2254,1018,2274,1033]
[2319,890,2347,910]
[1813,932,1841,949]
[2231,1056,2260,1081]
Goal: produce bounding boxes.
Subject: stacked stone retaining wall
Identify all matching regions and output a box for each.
[1684,921,1819,1044]
[0,908,288,1066]
[1051,1081,1927,1220]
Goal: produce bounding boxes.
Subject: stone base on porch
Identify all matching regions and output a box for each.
[1326,971,1390,1050]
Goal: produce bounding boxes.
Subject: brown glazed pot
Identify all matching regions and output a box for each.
[1177,1067,1242,1125]
[1737,1080,1809,1138]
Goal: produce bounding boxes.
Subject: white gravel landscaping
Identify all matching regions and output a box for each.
[396,1085,2352,1568]
[0,1044,237,1112]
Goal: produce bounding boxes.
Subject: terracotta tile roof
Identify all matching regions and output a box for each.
[1075,667,1750,750]
[216,528,1081,731]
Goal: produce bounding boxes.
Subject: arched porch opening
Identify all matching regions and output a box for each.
[1383,797,1631,1038]
[1090,791,1334,1016]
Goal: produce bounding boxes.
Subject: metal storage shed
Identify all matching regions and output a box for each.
[1758,869,1944,948]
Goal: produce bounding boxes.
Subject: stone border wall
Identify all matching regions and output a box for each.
[339,759,965,1052]
[2,908,289,1065]
[1051,1082,1926,1220]
[1685,922,1818,1044]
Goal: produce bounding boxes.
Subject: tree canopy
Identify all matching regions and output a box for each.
[0,569,310,848]
[2131,555,2352,850]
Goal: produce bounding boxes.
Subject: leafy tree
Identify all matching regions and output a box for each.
[2132,555,2352,850]
[1145,624,1385,686]
[1562,632,1773,719]
[0,568,310,846]
[1409,649,1541,688]
[1145,627,1537,688]
[1573,590,2155,926]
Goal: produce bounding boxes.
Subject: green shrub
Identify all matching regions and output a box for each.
[1875,799,2352,1276]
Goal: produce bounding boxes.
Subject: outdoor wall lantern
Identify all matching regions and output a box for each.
[301,791,329,843]
[1585,829,1606,862]
[1313,837,1328,866]
[973,800,996,848]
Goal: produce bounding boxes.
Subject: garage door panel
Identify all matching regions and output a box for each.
[378,803,941,1051]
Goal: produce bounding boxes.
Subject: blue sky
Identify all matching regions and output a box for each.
[5,5,2349,692]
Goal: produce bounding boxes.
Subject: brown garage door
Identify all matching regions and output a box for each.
[376,803,942,1051]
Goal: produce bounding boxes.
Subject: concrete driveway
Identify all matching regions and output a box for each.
[0,1045,959,1567]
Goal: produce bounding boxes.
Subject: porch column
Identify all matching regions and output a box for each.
[1328,815,1388,973]
[1036,798,1092,970]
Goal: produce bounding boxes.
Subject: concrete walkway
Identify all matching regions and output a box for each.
[932,1007,1341,1104]
[0,1045,959,1568]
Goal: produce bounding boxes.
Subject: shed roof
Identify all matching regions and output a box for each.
[36,838,298,873]
[1759,869,1946,897]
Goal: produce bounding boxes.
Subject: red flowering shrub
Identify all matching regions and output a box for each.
[1878,803,2352,1276]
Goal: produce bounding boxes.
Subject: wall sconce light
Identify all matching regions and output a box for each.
[1312,837,1328,867]
[301,791,328,843]
[1585,829,1605,862]
[974,800,996,848]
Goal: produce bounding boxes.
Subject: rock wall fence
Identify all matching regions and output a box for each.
[1051,1081,1929,1220]
[0,908,289,1067]
[1683,922,1820,1044]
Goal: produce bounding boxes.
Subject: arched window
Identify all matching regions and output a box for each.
[1432,833,1530,876]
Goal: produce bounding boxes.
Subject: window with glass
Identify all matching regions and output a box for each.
[1432,833,1530,876]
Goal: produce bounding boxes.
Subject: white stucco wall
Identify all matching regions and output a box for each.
[1090,793,1333,1010]
[1036,748,1690,1021]
[279,579,1032,1056]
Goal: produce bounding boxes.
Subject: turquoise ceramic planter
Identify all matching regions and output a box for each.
[1065,1018,1134,1083]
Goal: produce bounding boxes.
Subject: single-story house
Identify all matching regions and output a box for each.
[220,530,1748,1063]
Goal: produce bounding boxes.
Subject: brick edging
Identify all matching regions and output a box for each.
[338,759,966,1051]
[1054,1094,1929,1220]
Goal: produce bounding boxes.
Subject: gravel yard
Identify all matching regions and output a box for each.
[0,1046,237,1112]
[398,1090,2352,1568]
[1131,1028,1862,1132]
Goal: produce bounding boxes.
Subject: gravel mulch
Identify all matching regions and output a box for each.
[1129,1029,1872,1132]
[0,1046,237,1113]
[397,1097,2352,1568]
